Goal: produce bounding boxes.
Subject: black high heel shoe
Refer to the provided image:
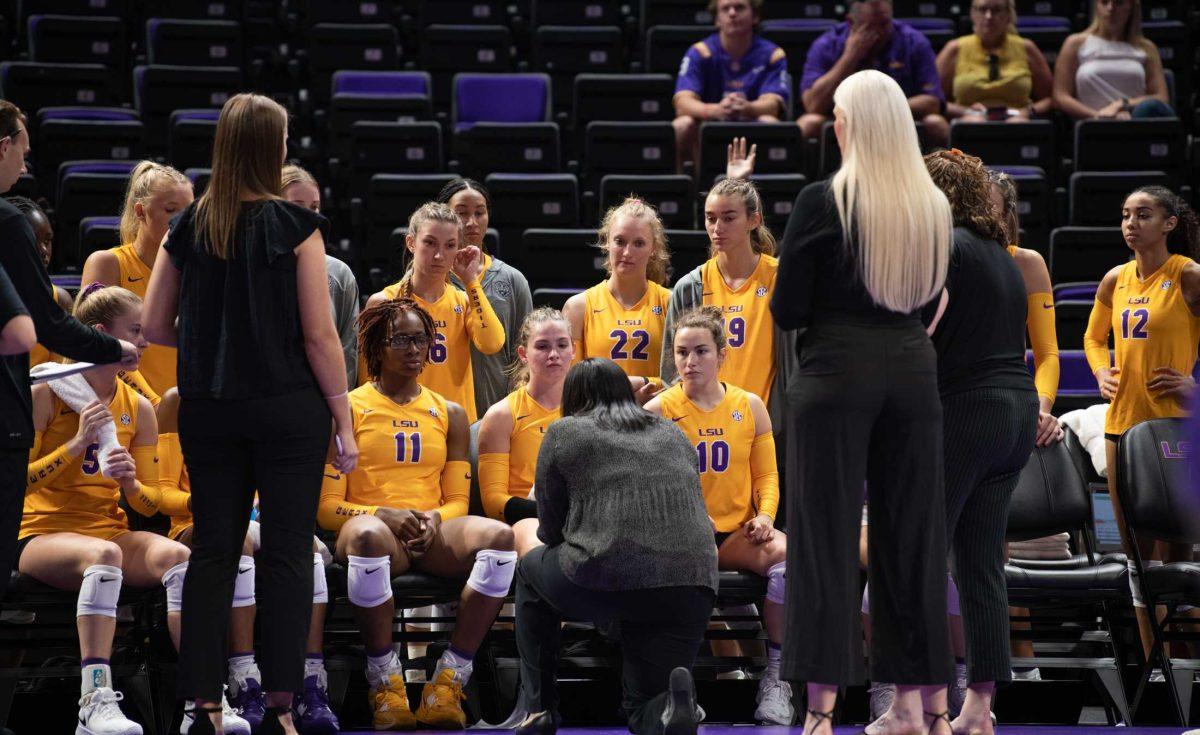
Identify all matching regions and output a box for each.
[184,703,224,735]
[259,705,295,735]
[924,710,953,735]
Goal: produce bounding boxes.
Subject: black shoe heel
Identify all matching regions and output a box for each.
[185,704,224,735]
[661,667,698,735]
[259,704,294,735]
[515,710,560,735]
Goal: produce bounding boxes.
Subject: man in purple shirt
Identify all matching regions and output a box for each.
[672,0,791,171]
[797,0,949,146]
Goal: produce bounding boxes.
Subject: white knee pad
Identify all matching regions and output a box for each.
[347,555,393,608]
[246,520,262,553]
[861,582,870,615]
[765,561,786,605]
[313,553,329,604]
[77,564,123,618]
[466,549,518,598]
[232,555,256,608]
[161,561,188,613]
[946,572,961,617]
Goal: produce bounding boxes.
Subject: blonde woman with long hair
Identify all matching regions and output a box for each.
[81,160,194,402]
[772,69,954,735]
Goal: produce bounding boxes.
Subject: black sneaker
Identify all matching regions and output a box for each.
[515,710,560,735]
[661,667,699,735]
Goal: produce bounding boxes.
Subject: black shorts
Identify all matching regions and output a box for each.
[13,535,37,571]
[714,531,732,548]
[1105,432,1122,443]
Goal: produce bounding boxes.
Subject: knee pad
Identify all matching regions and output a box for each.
[78,564,123,618]
[161,561,188,613]
[232,555,256,608]
[946,572,961,617]
[347,555,392,608]
[861,582,870,615]
[466,549,518,598]
[313,553,329,605]
[765,561,786,605]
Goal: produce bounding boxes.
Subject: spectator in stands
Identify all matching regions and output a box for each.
[282,164,361,387]
[478,308,572,554]
[362,203,506,424]
[924,150,1039,735]
[935,0,1054,122]
[773,70,953,735]
[0,99,136,605]
[143,93,356,735]
[564,197,670,398]
[672,0,791,169]
[318,297,516,730]
[797,0,949,146]
[81,161,193,404]
[1084,185,1199,661]
[437,178,533,418]
[645,306,791,725]
[0,265,33,355]
[514,357,715,735]
[7,196,73,368]
[17,284,252,735]
[1053,0,1173,120]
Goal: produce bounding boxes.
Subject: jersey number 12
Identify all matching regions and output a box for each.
[1120,308,1149,340]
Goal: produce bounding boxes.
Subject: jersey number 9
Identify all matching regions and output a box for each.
[727,317,746,348]
[696,440,730,473]
[610,329,650,361]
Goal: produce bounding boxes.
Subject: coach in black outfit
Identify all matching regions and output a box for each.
[0,101,136,601]
[922,149,1038,734]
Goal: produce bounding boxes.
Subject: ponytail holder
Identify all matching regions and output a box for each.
[79,281,107,301]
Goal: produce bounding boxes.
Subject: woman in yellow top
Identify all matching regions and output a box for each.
[80,161,193,403]
[15,285,251,734]
[644,305,789,724]
[319,298,515,731]
[1084,185,1200,659]
[986,170,1062,446]
[563,197,671,393]
[7,196,73,366]
[662,178,783,415]
[363,202,505,423]
[935,0,1053,122]
[478,308,572,556]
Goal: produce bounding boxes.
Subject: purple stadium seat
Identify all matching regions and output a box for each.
[1015,16,1071,29]
[1037,350,1103,397]
[79,215,122,259]
[35,109,145,199]
[332,70,430,97]
[452,73,551,131]
[1053,282,1099,303]
[37,107,140,123]
[56,161,139,263]
[758,18,834,30]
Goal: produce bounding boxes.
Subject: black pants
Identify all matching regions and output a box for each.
[515,545,714,735]
[0,448,26,599]
[943,387,1038,683]
[176,388,330,700]
[782,320,953,686]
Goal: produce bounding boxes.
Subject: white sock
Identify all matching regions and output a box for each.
[305,656,328,689]
[765,643,781,681]
[434,647,474,685]
[366,648,400,687]
[81,661,112,695]
[229,653,261,685]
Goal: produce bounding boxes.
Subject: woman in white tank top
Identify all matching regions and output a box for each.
[1052,0,1172,120]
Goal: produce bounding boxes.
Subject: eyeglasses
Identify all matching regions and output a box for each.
[987,53,1000,82]
[972,4,1009,16]
[385,333,430,350]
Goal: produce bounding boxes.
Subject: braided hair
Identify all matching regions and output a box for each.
[357,298,438,381]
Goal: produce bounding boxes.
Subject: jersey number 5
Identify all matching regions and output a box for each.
[81,442,101,475]
[394,432,423,464]
[696,440,730,473]
[1120,308,1149,340]
[610,329,650,361]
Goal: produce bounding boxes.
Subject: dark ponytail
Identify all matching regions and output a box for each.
[1132,186,1200,260]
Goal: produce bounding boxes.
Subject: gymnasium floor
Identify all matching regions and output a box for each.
[333,728,1194,735]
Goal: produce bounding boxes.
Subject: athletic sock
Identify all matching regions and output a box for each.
[433,645,474,685]
[764,642,781,681]
[81,658,112,695]
[305,654,328,689]
[366,647,400,687]
[229,652,261,687]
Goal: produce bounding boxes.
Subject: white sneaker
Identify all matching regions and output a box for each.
[868,682,896,721]
[754,677,794,726]
[76,687,143,735]
[180,692,252,735]
[1011,668,1042,681]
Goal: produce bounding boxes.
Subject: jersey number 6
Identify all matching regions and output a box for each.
[428,333,448,364]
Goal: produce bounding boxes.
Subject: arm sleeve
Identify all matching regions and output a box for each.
[463,279,506,355]
[154,433,193,516]
[118,370,162,406]
[26,433,83,493]
[534,427,568,547]
[123,443,166,517]
[435,459,471,520]
[1026,293,1060,404]
[675,46,705,96]
[478,452,511,520]
[770,186,824,330]
[750,432,780,521]
[1084,298,1114,376]
[317,467,377,531]
[0,213,122,364]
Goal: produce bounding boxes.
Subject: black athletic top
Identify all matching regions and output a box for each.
[165,199,330,401]
[923,226,1036,397]
[0,265,26,332]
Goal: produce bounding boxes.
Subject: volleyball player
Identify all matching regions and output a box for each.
[156,389,340,734]
[319,298,516,729]
[362,203,505,424]
[80,161,194,402]
[16,285,249,735]
[644,306,790,725]
[563,198,670,397]
[662,179,792,422]
[437,178,533,418]
[478,308,573,555]
[6,196,72,366]
[1084,185,1200,660]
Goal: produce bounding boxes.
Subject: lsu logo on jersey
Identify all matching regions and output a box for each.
[1128,296,1151,305]
[393,419,419,428]
[698,427,725,437]
[755,287,768,298]
[731,410,744,422]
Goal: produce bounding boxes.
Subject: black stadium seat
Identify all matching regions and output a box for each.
[1048,227,1130,285]
[1074,119,1187,180]
[583,122,676,191]
[640,0,713,29]
[145,18,244,68]
[352,172,457,278]
[600,174,695,230]
[486,173,580,250]
[79,215,122,260]
[132,64,242,151]
[455,123,561,180]
[167,109,220,171]
[749,173,808,234]
[27,15,126,68]
[299,0,398,25]
[573,74,675,130]
[420,25,513,106]
[533,26,624,113]
[699,122,802,184]
[327,70,434,161]
[35,108,144,199]
[666,229,711,281]
[949,120,1055,173]
[519,228,601,291]
[644,25,709,74]
[304,23,400,108]
[337,121,445,201]
[532,0,626,26]
[55,160,137,265]
[1068,171,1173,227]
[1052,300,1092,350]
[418,0,508,26]
[0,61,118,112]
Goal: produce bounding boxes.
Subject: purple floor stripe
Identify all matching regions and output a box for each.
[337,728,1190,735]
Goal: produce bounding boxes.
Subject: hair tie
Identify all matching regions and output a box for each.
[79,281,107,301]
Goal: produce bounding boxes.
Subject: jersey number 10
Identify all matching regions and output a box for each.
[1120,308,1149,340]
[696,440,730,473]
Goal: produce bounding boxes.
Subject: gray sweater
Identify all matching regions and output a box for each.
[326,254,360,387]
[535,414,719,593]
[451,256,533,417]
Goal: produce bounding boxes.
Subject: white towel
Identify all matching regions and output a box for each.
[1058,403,1109,477]
[45,373,120,478]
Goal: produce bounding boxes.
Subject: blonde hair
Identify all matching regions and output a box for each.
[118,161,190,245]
[596,197,671,285]
[1085,0,1144,44]
[392,202,465,298]
[707,178,776,255]
[197,93,289,259]
[831,70,951,312]
[507,307,571,388]
[74,284,142,328]
[281,163,318,191]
